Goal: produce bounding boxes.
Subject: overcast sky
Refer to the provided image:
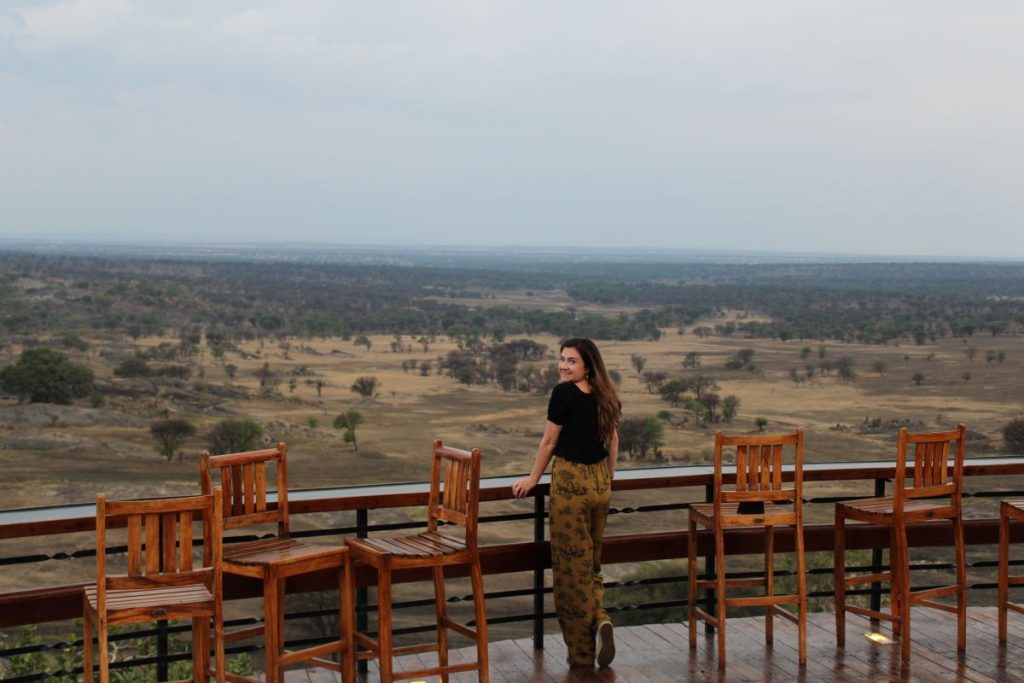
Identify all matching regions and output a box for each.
[1,1,1023,258]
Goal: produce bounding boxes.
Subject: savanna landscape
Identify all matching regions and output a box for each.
[3,246,1024,661]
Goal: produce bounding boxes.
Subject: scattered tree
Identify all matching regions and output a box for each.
[755,417,769,431]
[333,410,364,451]
[682,352,701,369]
[872,360,886,376]
[208,418,263,455]
[113,357,153,378]
[631,354,647,375]
[658,379,690,407]
[0,348,95,404]
[150,419,196,462]
[618,416,664,460]
[224,364,238,381]
[641,371,668,393]
[351,376,379,398]
[912,372,925,386]
[721,395,740,423]
[690,375,719,400]
[1002,419,1024,455]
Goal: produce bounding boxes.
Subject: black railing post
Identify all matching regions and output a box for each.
[157,530,169,681]
[356,507,369,675]
[870,477,886,618]
[533,488,546,650]
[703,483,715,636]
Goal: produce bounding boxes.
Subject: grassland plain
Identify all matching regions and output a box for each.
[2,322,1023,643]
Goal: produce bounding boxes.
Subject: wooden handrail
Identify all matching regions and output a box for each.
[3,457,1023,540]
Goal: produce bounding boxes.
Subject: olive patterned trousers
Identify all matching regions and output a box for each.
[549,457,612,666]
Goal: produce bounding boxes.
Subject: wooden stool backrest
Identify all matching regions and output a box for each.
[428,440,482,547]
[713,430,804,510]
[894,424,966,509]
[95,490,221,608]
[199,442,289,537]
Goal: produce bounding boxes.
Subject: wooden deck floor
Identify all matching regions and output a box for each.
[290,606,1024,682]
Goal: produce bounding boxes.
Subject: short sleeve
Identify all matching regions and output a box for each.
[546,383,569,425]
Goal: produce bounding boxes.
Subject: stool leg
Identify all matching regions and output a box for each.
[98,616,109,683]
[341,558,356,683]
[1000,507,1010,643]
[469,557,489,683]
[432,565,449,682]
[953,513,967,653]
[895,522,911,662]
[263,574,280,683]
[377,564,393,683]
[688,515,698,650]
[889,526,901,640]
[834,508,846,647]
[765,525,774,647]
[192,616,209,683]
[795,518,807,666]
[715,522,727,670]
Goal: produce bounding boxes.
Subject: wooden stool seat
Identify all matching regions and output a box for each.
[347,440,488,683]
[85,584,215,617]
[998,499,1024,641]
[200,443,354,683]
[223,539,345,574]
[348,531,466,559]
[834,424,967,663]
[687,430,807,670]
[689,501,792,526]
[837,496,955,521]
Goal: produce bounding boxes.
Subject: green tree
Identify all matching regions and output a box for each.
[150,419,196,462]
[912,372,925,386]
[351,376,379,398]
[208,418,263,455]
[333,410,364,451]
[1002,419,1024,455]
[755,417,769,431]
[618,416,664,460]
[721,395,740,423]
[0,348,95,404]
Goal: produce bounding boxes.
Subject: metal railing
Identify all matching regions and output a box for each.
[3,456,1024,681]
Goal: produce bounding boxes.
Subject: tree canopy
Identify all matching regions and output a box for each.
[0,348,95,404]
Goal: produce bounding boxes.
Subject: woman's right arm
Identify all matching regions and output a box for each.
[511,420,561,499]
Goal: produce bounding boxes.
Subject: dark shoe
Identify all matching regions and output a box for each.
[596,619,615,667]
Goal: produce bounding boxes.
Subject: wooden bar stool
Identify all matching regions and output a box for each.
[834,424,967,662]
[83,489,225,683]
[199,443,354,683]
[998,499,1024,641]
[346,440,488,683]
[687,430,807,670]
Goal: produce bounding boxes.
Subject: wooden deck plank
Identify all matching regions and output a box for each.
[296,606,1024,682]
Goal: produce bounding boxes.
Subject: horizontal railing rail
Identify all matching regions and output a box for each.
[3,456,1024,681]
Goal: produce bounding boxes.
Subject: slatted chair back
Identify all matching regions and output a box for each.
[894,424,966,508]
[95,490,222,607]
[200,443,289,537]
[714,430,804,509]
[427,439,482,547]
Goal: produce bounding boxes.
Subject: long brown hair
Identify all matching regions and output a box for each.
[561,338,621,445]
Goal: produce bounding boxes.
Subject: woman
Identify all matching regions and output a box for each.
[512,338,621,669]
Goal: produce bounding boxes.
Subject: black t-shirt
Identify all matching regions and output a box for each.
[547,381,608,464]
